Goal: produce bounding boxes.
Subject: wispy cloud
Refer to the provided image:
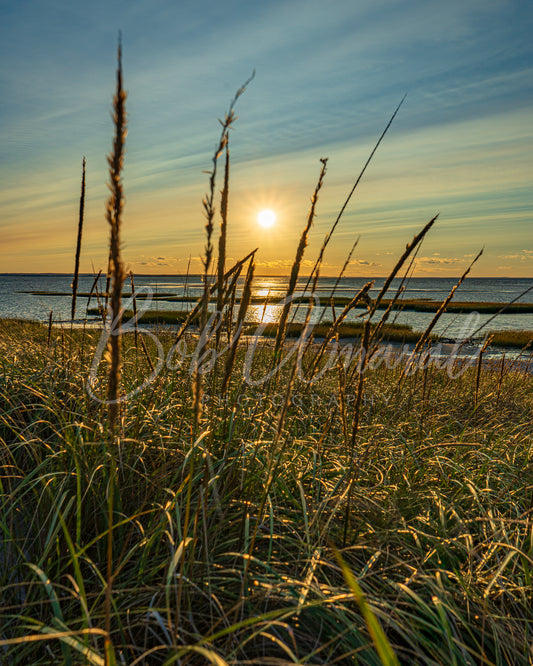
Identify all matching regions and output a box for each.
[350,259,381,268]
[498,250,533,261]
[138,256,179,268]
[255,258,317,270]
[416,256,461,265]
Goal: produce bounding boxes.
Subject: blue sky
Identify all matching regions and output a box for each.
[0,0,532,275]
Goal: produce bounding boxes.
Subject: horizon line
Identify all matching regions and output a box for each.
[1,273,532,280]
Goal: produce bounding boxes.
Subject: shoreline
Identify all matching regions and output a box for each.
[2,315,532,358]
[17,290,533,314]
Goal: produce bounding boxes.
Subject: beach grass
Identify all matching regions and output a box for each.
[1,318,532,664]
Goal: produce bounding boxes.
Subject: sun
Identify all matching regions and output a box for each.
[257,209,276,228]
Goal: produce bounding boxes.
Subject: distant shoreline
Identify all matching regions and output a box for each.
[22,290,533,314]
[2,315,532,353]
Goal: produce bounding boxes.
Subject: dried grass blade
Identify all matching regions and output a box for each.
[302,96,406,294]
[71,156,86,321]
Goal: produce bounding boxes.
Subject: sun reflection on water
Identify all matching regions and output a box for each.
[247,304,281,324]
[250,278,287,323]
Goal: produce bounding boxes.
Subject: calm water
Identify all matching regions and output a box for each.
[1,274,532,343]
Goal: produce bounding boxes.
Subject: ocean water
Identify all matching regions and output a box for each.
[1,273,532,343]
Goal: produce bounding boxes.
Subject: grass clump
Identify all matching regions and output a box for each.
[377,299,533,314]
[247,320,427,344]
[487,329,533,349]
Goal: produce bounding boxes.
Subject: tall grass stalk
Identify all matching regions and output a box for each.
[320,236,360,323]
[457,283,533,347]
[105,40,127,428]
[400,247,484,379]
[71,156,86,321]
[298,237,361,365]
[216,141,230,349]
[104,251,112,321]
[86,268,103,319]
[129,271,138,349]
[341,214,440,545]
[223,262,243,344]
[307,281,373,379]
[102,38,127,665]
[174,249,257,346]
[128,272,154,373]
[221,256,254,394]
[301,95,406,296]
[475,334,493,405]
[274,158,328,355]
[47,309,53,346]
[194,74,253,424]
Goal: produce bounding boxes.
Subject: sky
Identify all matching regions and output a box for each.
[0,0,532,277]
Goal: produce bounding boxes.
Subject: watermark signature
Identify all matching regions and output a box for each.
[86,287,484,405]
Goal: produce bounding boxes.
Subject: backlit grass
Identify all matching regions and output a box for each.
[1,319,532,664]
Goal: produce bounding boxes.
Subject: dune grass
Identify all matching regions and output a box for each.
[2,47,533,666]
[1,319,532,665]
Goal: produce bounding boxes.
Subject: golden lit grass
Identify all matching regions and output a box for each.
[1,320,532,664]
